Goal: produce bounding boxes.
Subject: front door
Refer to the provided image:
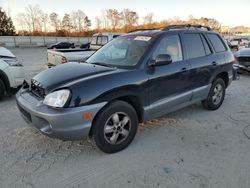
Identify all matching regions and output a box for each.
[146,33,192,118]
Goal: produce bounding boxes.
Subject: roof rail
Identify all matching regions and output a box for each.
[128,28,160,33]
[163,24,212,31]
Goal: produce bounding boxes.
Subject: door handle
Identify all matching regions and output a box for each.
[212,61,217,66]
[181,67,187,72]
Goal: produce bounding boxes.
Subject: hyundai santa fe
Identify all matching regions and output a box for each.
[16,24,234,153]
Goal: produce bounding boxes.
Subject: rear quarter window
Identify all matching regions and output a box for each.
[206,34,226,53]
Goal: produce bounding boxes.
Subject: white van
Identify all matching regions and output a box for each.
[0,47,25,99]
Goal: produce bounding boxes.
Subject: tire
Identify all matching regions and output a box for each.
[0,79,6,99]
[92,100,138,153]
[202,78,226,110]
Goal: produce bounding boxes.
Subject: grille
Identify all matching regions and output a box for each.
[30,79,45,98]
[17,103,32,122]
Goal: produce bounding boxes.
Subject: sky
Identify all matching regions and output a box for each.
[1,0,250,29]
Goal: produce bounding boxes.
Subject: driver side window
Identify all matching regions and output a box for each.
[152,35,183,62]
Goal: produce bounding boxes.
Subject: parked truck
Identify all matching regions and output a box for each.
[47,33,123,68]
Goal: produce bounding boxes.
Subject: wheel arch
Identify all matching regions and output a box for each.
[0,69,10,92]
[214,72,229,88]
[88,95,144,138]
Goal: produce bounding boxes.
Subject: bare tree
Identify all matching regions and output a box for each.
[143,13,154,25]
[70,10,86,32]
[95,17,102,30]
[16,4,42,33]
[121,9,138,30]
[49,12,60,32]
[16,13,32,33]
[25,4,43,32]
[100,10,108,29]
[84,16,91,30]
[106,9,121,30]
[41,12,48,33]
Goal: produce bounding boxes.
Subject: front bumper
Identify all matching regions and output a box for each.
[233,64,250,73]
[5,65,25,88]
[16,88,106,140]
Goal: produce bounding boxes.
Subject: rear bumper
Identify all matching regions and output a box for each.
[16,88,106,140]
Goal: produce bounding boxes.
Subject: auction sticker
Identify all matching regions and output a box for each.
[134,36,152,41]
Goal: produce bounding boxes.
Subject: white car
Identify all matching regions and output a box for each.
[0,47,25,99]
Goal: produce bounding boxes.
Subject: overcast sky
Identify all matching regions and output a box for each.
[1,0,250,28]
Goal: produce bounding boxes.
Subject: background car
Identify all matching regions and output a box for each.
[47,42,75,49]
[0,47,25,99]
[47,33,124,67]
[80,42,90,49]
[234,47,250,74]
[229,38,250,51]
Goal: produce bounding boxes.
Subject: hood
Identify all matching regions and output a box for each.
[32,62,114,93]
[0,47,15,58]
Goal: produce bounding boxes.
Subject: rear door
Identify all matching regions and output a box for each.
[182,32,214,99]
[147,33,192,117]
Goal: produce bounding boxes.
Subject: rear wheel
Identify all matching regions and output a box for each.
[202,78,226,110]
[92,101,138,153]
[0,79,6,99]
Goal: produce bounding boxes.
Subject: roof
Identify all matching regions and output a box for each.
[125,30,164,37]
[93,32,125,37]
[125,24,215,37]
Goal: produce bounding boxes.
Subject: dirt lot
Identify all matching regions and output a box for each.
[0,47,250,188]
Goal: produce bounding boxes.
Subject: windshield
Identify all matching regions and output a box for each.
[86,36,151,67]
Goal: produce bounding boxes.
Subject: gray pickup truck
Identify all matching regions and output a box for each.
[47,33,123,67]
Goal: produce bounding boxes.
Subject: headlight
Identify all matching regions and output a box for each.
[43,89,70,108]
[3,58,22,66]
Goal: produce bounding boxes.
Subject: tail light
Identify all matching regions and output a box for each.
[61,56,67,64]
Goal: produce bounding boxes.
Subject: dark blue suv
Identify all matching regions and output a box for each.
[16,24,234,153]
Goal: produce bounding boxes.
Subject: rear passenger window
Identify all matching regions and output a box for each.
[201,34,212,55]
[206,34,226,53]
[152,35,183,62]
[184,33,206,59]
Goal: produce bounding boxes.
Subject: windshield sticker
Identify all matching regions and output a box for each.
[134,36,151,41]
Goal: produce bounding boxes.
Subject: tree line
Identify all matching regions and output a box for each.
[0,5,249,37]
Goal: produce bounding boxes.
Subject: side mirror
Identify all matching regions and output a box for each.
[149,54,172,67]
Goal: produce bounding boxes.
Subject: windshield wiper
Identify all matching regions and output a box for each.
[92,62,116,68]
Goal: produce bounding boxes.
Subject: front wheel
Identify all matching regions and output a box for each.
[202,78,226,110]
[92,101,138,153]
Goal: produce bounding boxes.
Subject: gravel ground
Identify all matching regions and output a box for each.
[0,47,250,188]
